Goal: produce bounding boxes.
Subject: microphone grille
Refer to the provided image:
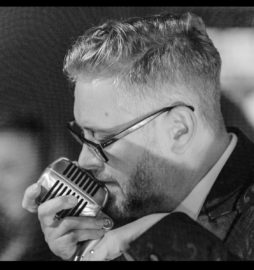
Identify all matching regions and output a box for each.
[36,157,108,219]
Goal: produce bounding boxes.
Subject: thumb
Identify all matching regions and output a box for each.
[22,183,41,213]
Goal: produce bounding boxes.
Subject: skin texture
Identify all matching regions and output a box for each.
[74,78,193,222]
[22,77,230,260]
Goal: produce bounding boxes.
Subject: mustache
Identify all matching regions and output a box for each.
[92,171,119,186]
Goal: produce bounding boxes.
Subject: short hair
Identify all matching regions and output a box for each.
[63,12,225,134]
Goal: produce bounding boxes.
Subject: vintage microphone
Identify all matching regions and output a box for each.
[35,157,113,261]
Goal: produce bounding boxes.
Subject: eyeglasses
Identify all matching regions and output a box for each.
[67,104,194,163]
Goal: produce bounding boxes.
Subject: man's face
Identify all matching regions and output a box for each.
[74,78,186,223]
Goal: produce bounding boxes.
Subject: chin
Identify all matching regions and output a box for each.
[103,198,138,228]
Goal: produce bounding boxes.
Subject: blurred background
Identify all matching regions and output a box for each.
[0,6,253,260]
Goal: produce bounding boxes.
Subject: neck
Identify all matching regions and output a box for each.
[190,129,231,190]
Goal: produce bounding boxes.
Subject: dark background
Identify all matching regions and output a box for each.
[0,6,254,163]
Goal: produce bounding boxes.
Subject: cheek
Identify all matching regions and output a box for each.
[106,136,146,176]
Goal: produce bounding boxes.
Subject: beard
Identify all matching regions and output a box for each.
[94,148,186,228]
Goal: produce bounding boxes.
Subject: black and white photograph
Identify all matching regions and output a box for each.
[0,6,254,261]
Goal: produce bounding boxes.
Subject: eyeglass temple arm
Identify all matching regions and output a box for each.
[101,105,194,148]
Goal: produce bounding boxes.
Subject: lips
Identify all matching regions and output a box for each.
[99,181,117,186]
[97,179,120,188]
[92,172,119,187]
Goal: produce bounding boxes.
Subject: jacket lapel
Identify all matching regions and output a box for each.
[197,127,254,240]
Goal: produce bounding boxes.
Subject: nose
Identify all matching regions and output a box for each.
[78,144,104,171]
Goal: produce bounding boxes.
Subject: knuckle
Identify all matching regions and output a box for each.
[48,242,62,258]
[43,230,52,244]
[37,209,43,222]
[44,233,50,244]
[61,248,75,261]
[68,231,78,244]
[61,195,72,205]
[59,195,67,204]
[97,229,106,237]
[37,209,46,223]
[37,204,44,216]
[61,219,71,230]
[48,238,75,260]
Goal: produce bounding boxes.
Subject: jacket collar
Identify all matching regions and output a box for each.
[201,127,254,219]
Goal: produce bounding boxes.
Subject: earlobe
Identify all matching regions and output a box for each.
[171,107,196,154]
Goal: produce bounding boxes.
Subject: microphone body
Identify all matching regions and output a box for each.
[35,157,113,261]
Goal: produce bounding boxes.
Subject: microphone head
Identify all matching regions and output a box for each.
[35,157,109,219]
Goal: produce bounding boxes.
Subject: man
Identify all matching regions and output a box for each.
[22,12,254,261]
[0,110,60,260]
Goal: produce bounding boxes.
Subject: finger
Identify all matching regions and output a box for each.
[38,195,78,226]
[96,211,114,230]
[48,229,106,261]
[22,183,41,213]
[60,216,112,230]
[72,161,79,166]
[52,212,113,232]
[49,231,78,260]
[72,228,106,242]
[42,216,108,240]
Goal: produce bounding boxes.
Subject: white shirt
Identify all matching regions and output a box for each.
[175,132,238,220]
[121,132,238,230]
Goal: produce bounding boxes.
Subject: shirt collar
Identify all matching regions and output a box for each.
[99,133,239,260]
[174,133,238,220]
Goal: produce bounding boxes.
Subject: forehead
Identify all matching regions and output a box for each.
[74,78,131,129]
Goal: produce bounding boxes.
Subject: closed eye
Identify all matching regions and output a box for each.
[96,133,114,143]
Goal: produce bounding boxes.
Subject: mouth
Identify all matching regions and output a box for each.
[96,179,120,190]
[98,180,118,187]
[104,182,118,187]
[91,171,120,188]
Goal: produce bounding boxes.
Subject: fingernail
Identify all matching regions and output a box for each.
[68,196,77,204]
[95,217,113,229]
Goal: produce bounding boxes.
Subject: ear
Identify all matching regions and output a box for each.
[169,106,196,154]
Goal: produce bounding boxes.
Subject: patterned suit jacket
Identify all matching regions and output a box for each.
[119,127,254,261]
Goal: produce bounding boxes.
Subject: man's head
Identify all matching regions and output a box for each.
[63,12,227,223]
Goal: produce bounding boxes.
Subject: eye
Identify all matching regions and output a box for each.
[83,129,97,141]
[92,132,109,142]
[93,134,103,143]
[80,129,85,138]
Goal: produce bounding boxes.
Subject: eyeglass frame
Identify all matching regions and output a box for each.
[67,104,194,163]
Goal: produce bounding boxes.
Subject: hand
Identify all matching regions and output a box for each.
[82,213,170,261]
[22,183,41,213]
[22,183,113,260]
